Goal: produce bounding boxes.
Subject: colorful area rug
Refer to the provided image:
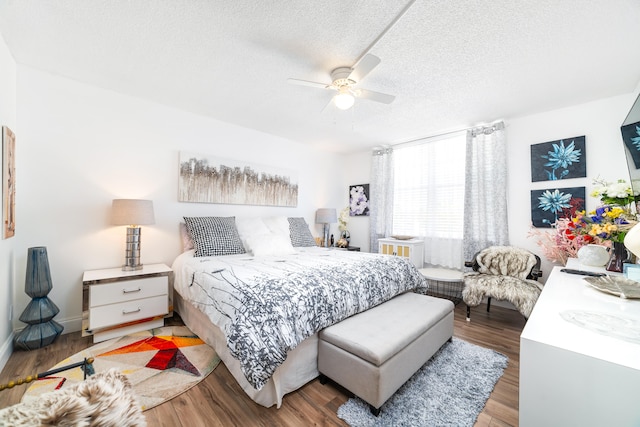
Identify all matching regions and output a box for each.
[21,326,220,411]
[337,338,508,426]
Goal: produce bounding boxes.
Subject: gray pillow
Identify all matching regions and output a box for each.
[183,216,246,257]
[287,217,317,247]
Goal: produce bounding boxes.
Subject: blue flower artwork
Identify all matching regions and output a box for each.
[530,136,586,182]
[530,186,585,228]
[621,121,640,169]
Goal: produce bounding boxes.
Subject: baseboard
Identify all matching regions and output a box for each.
[0,330,14,374]
[0,316,83,373]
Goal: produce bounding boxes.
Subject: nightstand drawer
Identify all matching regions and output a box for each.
[89,294,168,330]
[89,276,167,308]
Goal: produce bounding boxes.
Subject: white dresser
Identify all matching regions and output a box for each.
[519,259,640,426]
[82,263,172,342]
[378,238,424,268]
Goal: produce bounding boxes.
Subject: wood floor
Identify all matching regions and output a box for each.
[0,302,526,426]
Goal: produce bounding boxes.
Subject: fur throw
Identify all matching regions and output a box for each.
[471,246,537,279]
[0,369,146,427]
[463,246,543,318]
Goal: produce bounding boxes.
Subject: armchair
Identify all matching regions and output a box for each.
[463,246,543,321]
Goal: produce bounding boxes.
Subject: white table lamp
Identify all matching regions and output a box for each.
[111,199,155,271]
[316,208,337,248]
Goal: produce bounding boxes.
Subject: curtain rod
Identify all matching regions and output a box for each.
[387,121,505,150]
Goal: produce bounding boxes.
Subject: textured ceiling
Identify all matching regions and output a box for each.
[1,0,640,153]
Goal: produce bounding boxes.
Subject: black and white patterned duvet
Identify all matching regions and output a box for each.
[173,247,428,389]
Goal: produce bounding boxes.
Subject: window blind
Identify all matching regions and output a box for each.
[392,134,466,239]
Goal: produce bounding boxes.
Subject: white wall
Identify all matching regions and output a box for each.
[11,66,346,338]
[508,93,638,280]
[341,151,372,251]
[0,32,17,372]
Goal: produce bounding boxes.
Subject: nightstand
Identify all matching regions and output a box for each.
[378,238,424,268]
[82,263,172,343]
[333,246,361,251]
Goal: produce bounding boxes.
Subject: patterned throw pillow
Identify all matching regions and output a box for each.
[287,217,317,247]
[183,216,246,257]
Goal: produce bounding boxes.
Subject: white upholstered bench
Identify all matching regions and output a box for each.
[318,292,454,415]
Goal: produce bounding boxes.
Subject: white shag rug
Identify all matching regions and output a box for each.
[337,338,508,427]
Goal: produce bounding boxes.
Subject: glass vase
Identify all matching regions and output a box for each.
[605,241,628,273]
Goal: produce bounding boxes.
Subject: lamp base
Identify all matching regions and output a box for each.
[122,264,144,271]
[323,224,330,248]
[122,226,143,271]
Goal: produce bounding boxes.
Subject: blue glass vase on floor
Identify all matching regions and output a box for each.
[14,247,63,350]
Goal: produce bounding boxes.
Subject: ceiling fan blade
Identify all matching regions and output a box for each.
[287,78,331,90]
[349,54,381,82]
[356,88,395,104]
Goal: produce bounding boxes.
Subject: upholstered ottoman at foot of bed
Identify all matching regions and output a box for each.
[317,292,454,415]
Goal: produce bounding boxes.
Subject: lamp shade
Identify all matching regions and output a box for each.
[111,199,155,226]
[316,208,337,224]
[624,222,640,258]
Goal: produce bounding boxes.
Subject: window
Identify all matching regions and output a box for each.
[392,133,466,239]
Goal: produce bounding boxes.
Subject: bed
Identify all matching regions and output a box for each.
[172,216,428,408]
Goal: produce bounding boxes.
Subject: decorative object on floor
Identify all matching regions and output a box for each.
[178,151,298,207]
[576,244,610,267]
[0,369,146,427]
[111,199,155,271]
[530,136,585,182]
[582,275,640,299]
[463,246,543,320]
[530,186,585,228]
[0,357,94,392]
[349,184,370,216]
[2,126,15,239]
[22,326,220,411]
[316,208,337,248]
[337,338,507,426]
[14,247,64,350]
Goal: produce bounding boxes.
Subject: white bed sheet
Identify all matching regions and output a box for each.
[174,291,318,408]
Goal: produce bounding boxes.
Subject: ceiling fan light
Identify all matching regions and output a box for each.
[334,92,355,110]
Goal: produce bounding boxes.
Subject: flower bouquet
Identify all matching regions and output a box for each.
[530,177,638,266]
[590,177,640,213]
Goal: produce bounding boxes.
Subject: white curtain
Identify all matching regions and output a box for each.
[370,148,394,253]
[463,122,509,262]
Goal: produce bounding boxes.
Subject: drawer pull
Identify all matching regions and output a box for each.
[122,307,141,315]
[122,287,141,294]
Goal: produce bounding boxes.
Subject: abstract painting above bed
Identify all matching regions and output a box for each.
[172,247,428,390]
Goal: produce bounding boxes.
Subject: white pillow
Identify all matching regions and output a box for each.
[244,233,296,257]
[261,216,291,239]
[235,217,271,249]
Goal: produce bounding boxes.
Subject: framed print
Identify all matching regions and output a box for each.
[530,136,586,182]
[531,186,585,228]
[349,184,370,216]
[178,151,298,207]
[2,126,15,239]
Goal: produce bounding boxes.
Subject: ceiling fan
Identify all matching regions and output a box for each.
[287,54,395,110]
